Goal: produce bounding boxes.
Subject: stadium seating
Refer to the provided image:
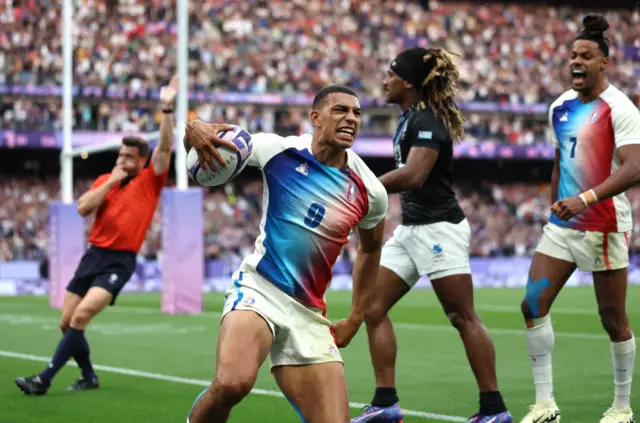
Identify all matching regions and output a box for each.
[3,177,640,263]
[2,1,640,143]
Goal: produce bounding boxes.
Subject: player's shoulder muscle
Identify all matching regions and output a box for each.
[347,150,388,229]
[247,132,312,169]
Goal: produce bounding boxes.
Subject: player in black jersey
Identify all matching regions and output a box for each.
[352,48,512,423]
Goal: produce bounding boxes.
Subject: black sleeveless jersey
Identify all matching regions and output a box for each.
[392,105,465,225]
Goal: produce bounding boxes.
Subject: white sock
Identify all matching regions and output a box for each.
[611,335,636,408]
[525,315,555,403]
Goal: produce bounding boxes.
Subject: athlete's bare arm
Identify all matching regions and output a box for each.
[379,146,438,194]
[332,218,386,348]
[151,75,178,175]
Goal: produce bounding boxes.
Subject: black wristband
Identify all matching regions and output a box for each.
[162,108,174,114]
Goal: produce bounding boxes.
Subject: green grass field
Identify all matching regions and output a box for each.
[1,287,638,423]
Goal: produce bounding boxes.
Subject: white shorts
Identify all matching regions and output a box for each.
[221,270,342,369]
[535,223,630,272]
[380,219,472,287]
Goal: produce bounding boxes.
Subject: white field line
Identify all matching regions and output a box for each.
[109,306,609,341]
[0,350,467,422]
[1,302,610,340]
[0,300,610,316]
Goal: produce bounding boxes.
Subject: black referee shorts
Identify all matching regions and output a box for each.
[66,245,136,305]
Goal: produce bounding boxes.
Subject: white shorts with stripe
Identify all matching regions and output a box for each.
[379,219,472,286]
[535,222,631,272]
[221,270,342,369]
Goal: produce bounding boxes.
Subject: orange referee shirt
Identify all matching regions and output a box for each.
[87,165,169,253]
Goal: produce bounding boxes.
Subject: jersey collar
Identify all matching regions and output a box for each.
[402,104,417,118]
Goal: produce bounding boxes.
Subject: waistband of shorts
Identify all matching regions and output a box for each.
[88,244,137,257]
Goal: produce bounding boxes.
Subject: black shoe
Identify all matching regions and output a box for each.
[15,376,49,396]
[67,375,99,391]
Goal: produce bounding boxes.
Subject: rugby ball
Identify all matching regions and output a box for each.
[186,125,253,187]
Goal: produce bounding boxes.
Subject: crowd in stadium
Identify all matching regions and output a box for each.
[3,177,640,263]
[3,1,640,260]
[0,99,548,144]
[4,1,640,144]
[4,0,640,102]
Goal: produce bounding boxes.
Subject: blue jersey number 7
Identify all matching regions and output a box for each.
[569,136,577,158]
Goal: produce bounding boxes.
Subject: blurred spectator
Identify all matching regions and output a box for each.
[3,176,640,262]
[3,1,640,104]
[0,100,549,144]
[2,1,640,145]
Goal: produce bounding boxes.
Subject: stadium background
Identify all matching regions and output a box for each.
[2,1,640,422]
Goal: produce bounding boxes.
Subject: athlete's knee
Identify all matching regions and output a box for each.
[364,301,389,327]
[598,305,628,337]
[446,308,477,331]
[70,307,96,329]
[522,277,552,319]
[211,373,255,406]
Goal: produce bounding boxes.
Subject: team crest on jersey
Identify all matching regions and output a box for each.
[347,183,357,202]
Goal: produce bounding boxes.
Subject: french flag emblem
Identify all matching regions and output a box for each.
[347,184,357,202]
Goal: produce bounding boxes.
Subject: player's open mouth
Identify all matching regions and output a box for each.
[572,69,586,85]
[336,127,355,141]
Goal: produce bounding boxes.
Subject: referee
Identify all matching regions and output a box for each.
[15,76,179,396]
[353,48,512,423]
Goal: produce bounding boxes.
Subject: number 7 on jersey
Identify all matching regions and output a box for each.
[569,136,577,158]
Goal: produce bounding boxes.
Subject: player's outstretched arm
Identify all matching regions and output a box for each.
[151,76,179,175]
[332,218,386,348]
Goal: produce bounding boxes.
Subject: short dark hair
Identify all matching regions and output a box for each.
[575,15,610,57]
[312,85,358,109]
[122,136,150,158]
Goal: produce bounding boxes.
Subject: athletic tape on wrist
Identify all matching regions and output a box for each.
[580,189,598,206]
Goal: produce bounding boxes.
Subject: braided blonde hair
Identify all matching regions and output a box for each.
[418,48,465,141]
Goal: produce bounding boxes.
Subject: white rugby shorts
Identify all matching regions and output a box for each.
[221,270,342,368]
[380,219,472,286]
[535,222,630,272]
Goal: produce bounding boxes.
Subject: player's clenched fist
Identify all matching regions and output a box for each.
[331,317,363,348]
[551,196,587,221]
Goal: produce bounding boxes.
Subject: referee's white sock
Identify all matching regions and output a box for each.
[611,335,636,408]
[525,315,555,403]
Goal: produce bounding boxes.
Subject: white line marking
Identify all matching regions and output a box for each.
[0,314,208,336]
[0,303,609,340]
[0,350,467,422]
[110,307,609,341]
[0,300,614,316]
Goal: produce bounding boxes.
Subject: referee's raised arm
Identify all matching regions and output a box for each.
[76,76,178,217]
[152,75,179,175]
